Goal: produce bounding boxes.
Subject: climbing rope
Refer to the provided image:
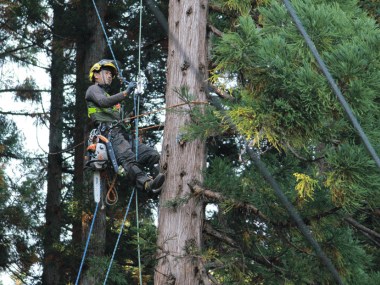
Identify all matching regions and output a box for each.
[103,188,135,284]
[91,0,120,72]
[105,172,118,204]
[75,189,101,285]
[90,0,145,283]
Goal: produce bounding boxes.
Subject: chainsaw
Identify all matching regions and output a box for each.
[85,129,119,203]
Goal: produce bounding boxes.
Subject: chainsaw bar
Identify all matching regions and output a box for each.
[93,171,101,203]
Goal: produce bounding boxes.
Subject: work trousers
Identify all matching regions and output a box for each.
[106,127,160,191]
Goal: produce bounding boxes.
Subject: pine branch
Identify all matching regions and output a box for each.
[9,54,50,71]
[208,83,233,100]
[205,262,224,269]
[344,216,380,240]
[281,207,341,228]
[358,229,380,247]
[207,273,220,285]
[131,36,168,51]
[197,259,212,285]
[0,111,49,117]
[0,153,20,160]
[0,89,51,93]
[188,181,270,223]
[2,22,52,53]
[278,229,318,258]
[203,221,238,248]
[203,223,287,273]
[207,23,225,38]
[208,3,227,14]
[0,44,36,56]
[286,142,326,162]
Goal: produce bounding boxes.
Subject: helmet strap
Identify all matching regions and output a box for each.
[101,70,108,87]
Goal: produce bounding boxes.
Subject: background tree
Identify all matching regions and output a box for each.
[0,0,168,283]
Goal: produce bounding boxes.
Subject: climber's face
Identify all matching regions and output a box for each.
[94,69,113,85]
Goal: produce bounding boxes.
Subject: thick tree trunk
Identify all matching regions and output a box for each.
[42,2,64,284]
[154,0,209,284]
[71,2,87,281]
[77,0,108,284]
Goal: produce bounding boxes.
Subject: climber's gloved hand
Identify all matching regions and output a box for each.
[126,81,137,95]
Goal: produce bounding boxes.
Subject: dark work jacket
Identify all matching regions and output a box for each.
[85,84,125,126]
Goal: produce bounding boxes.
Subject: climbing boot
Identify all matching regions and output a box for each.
[145,173,165,195]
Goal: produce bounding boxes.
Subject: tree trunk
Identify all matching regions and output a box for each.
[71,1,88,281]
[78,0,108,284]
[154,0,209,284]
[42,1,64,284]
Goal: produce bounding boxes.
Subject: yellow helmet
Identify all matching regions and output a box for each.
[89,59,120,83]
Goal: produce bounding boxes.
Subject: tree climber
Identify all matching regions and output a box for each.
[86,59,165,197]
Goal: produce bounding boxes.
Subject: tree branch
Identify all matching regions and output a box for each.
[0,44,37,56]
[207,23,225,38]
[197,259,212,285]
[132,36,168,51]
[189,181,270,223]
[286,142,326,162]
[344,216,380,240]
[9,54,50,71]
[203,221,238,248]
[208,3,227,14]
[281,207,341,228]
[203,224,287,273]
[0,111,49,117]
[208,83,233,100]
[0,89,51,93]
[358,229,380,247]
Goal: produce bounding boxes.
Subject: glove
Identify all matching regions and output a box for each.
[126,81,137,95]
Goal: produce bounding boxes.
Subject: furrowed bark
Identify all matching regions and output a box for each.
[154,0,209,284]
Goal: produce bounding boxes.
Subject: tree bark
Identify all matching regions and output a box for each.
[42,1,64,284]
[71,0,88,281]
[154,0,209,284]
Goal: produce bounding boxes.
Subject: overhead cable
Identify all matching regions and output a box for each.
[282,0,380,171]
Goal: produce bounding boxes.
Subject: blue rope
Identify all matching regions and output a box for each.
[75,201,100,285]
[91,0,121,73]
[103,188,135,284]
[91,0,143,283]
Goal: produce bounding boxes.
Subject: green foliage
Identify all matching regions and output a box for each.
[13,77,42,103]
[293,172,320,201]
[85,256,128,285]
[180,0,380,283]
[163,193,192,209]
[180,105,229,142]
[0,115,23,161]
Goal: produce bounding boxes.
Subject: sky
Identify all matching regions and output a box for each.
[0,60,50,285]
